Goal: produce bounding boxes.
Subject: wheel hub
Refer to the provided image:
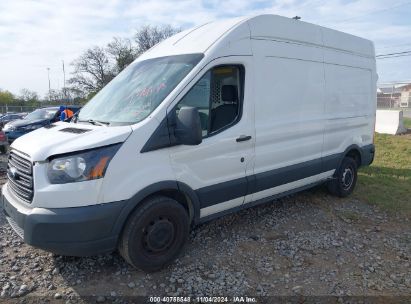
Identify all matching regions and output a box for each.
[342,167,353,190]
[144,219,175,252]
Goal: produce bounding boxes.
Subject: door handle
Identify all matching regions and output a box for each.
[236,135,252,142]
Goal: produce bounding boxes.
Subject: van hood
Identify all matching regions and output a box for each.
[11,122,133,161]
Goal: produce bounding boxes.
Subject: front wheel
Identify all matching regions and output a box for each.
[118,195,190,272]
[327,157,358,197]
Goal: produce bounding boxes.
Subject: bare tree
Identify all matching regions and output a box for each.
[107,37,137,73]
[68,46,115,93]
[44,89,63,103]
[68,24,180,96]
[66,87,86,100]
[134,25,181,55]
[18,88,39,103]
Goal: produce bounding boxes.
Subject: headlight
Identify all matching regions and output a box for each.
[21,124,42,130]
[47,143,121,184]
[3,124,13,131]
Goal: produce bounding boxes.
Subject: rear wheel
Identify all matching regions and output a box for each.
[327,157,358,197]
[118,195,189,272]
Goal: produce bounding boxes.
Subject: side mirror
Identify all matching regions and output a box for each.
[175,107,202,145]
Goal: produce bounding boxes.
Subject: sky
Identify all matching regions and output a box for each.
[0,0,410,97]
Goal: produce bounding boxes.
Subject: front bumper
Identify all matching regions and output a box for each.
[1,186,127,256]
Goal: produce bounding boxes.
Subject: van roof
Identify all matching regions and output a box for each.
[139,14,374,61]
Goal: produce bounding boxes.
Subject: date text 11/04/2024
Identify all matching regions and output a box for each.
[149,296,257,303]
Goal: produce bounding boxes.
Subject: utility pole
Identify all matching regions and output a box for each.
[62,60,66,99]
[390,84,394,108]
[47,67,51,102]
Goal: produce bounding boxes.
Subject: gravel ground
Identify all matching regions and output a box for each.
[0,152,410,303]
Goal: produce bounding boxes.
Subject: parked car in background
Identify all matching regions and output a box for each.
[0,130,8,154]
[0,113,26,128]
[3,106,81,142]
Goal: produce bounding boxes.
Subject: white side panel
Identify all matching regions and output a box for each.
[252,41,325,175]
[323,47,375,71]
[324,65,373,117]
[321,27,374,57]
[323,63,375,157]
[250,38,323,62]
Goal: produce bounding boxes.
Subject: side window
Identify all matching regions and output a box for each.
[176,65,243,137]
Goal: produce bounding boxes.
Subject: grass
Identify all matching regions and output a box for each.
[354,130,411,216]
[404,117,411,129]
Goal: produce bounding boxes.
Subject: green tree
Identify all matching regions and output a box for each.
[0,89,15,105]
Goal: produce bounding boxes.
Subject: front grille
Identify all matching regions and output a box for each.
[7,150,34,204]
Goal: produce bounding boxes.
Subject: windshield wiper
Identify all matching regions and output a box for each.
[78,119,110,126]
[71,110,80,123]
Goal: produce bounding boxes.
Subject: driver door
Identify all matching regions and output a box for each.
[168,57,255,219]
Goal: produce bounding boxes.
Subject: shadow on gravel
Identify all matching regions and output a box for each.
[51,187,330,299]
[2,184,410,300]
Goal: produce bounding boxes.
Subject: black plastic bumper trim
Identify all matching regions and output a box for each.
[1,194,127,256]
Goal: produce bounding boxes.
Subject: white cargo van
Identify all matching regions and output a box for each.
[1,15,376,271]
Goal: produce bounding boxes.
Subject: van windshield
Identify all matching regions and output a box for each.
[78,53,204,126]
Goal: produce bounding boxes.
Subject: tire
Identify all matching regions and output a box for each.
[327,157,358,197]
[118,195,190,272]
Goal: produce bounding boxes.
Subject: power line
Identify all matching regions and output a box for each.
[377,54,411,59]
[376,50,411,57]
[338,1,411,22]
[376,50,411,60]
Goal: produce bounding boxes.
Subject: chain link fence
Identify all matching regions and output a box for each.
[377,82,411,109]
[0,105,39,114]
